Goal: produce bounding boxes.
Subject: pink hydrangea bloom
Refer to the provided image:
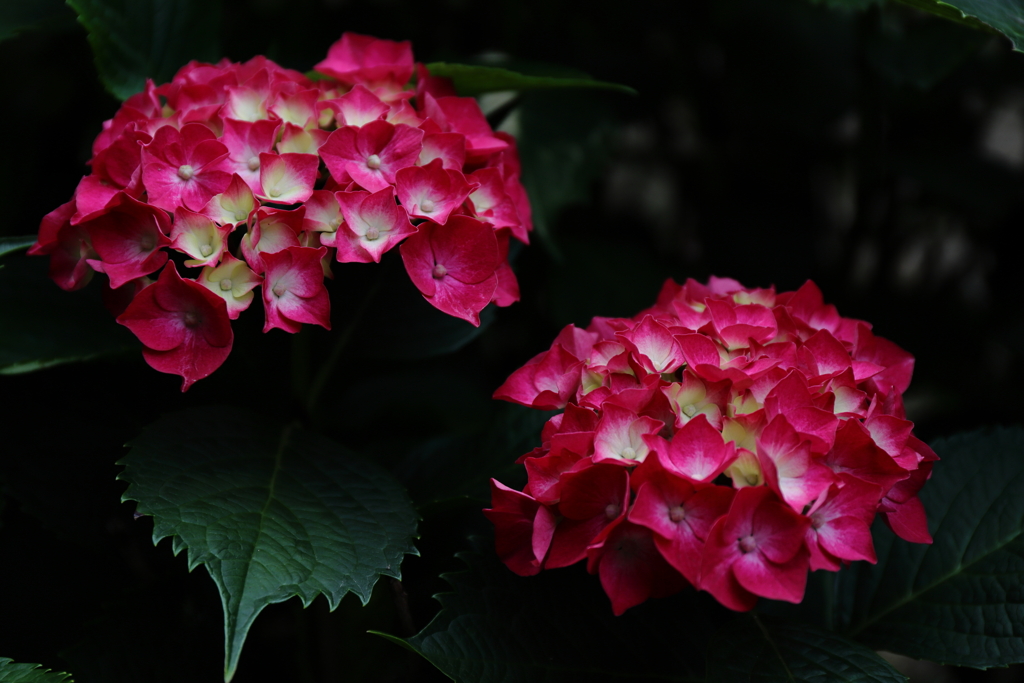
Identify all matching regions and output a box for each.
[486,277,935,614]
[32,32,531,389]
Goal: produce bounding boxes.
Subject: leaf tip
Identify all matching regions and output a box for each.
[368,630,418,654]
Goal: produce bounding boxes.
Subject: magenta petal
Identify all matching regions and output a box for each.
[401,218,500,325]
[483,480,543,576]
[587,520,687,615]
[261,246,331,333]
[659,414,736,483]
[258,152,319,204]
[83,193,172,288]
[314,32,414,85]
[700,515,758,611]
[336,187,415,262]
[430,272,498,325]
[395,158,476,224]
[491,344,583,410]
[117,263,233,390]
[676,332,723,368]
[732,548,809,603]
[881,495,932,544]
[629,475,732,584]
[618,315,685,374]
[321,121,423,192]
[399,227,437,297]
[546,515,610,569]
[429,215,499,284]
[817,515,877,564]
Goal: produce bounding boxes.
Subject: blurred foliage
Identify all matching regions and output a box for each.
[69,0,225,99]
[4,0,1024,681]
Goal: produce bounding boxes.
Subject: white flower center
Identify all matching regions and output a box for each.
[420,198,436,213]
[365,226,380,241]
[366,154,381,170]
[247,156,260,172]
[219,278,233,291]
[177,165,195,180]
[199,244,213,257]
[432,264,447,279]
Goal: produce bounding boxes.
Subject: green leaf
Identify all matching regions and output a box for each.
[0,0,76,42]
[840,426,1024,667]
[706,615,906,682]
[0,254,137,374]
[890,0,1010,44]
[424,62,636,97]
[0,658,72,683]
[384,544,725,683]
[66,0,224,100]
[119,408,420,682]
[0,236,38,260]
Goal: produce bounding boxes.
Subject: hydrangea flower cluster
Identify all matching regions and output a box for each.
[30,33,530,389]
[485,277,936,614]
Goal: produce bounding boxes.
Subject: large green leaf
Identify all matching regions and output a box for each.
[119,408,420,682]
[0,255,137,374]
[0,658,72,683]
[891,0,1014,45]
[379,545,728,683]
[706,615,906,683]
[66,0,224,100]
[424,62,636,97]
[840,426,1024,667]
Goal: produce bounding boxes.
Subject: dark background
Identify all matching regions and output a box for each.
[2,0,1023,680]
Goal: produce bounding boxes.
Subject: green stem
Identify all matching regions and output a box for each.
[304,274,383,415]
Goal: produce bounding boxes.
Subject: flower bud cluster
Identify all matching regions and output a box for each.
[486,277,935,614]
[31,33,530,389]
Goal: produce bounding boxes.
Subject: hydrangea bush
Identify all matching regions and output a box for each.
[5,2,1024,683]
[30,32,530,389]
[488,276,936,614]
